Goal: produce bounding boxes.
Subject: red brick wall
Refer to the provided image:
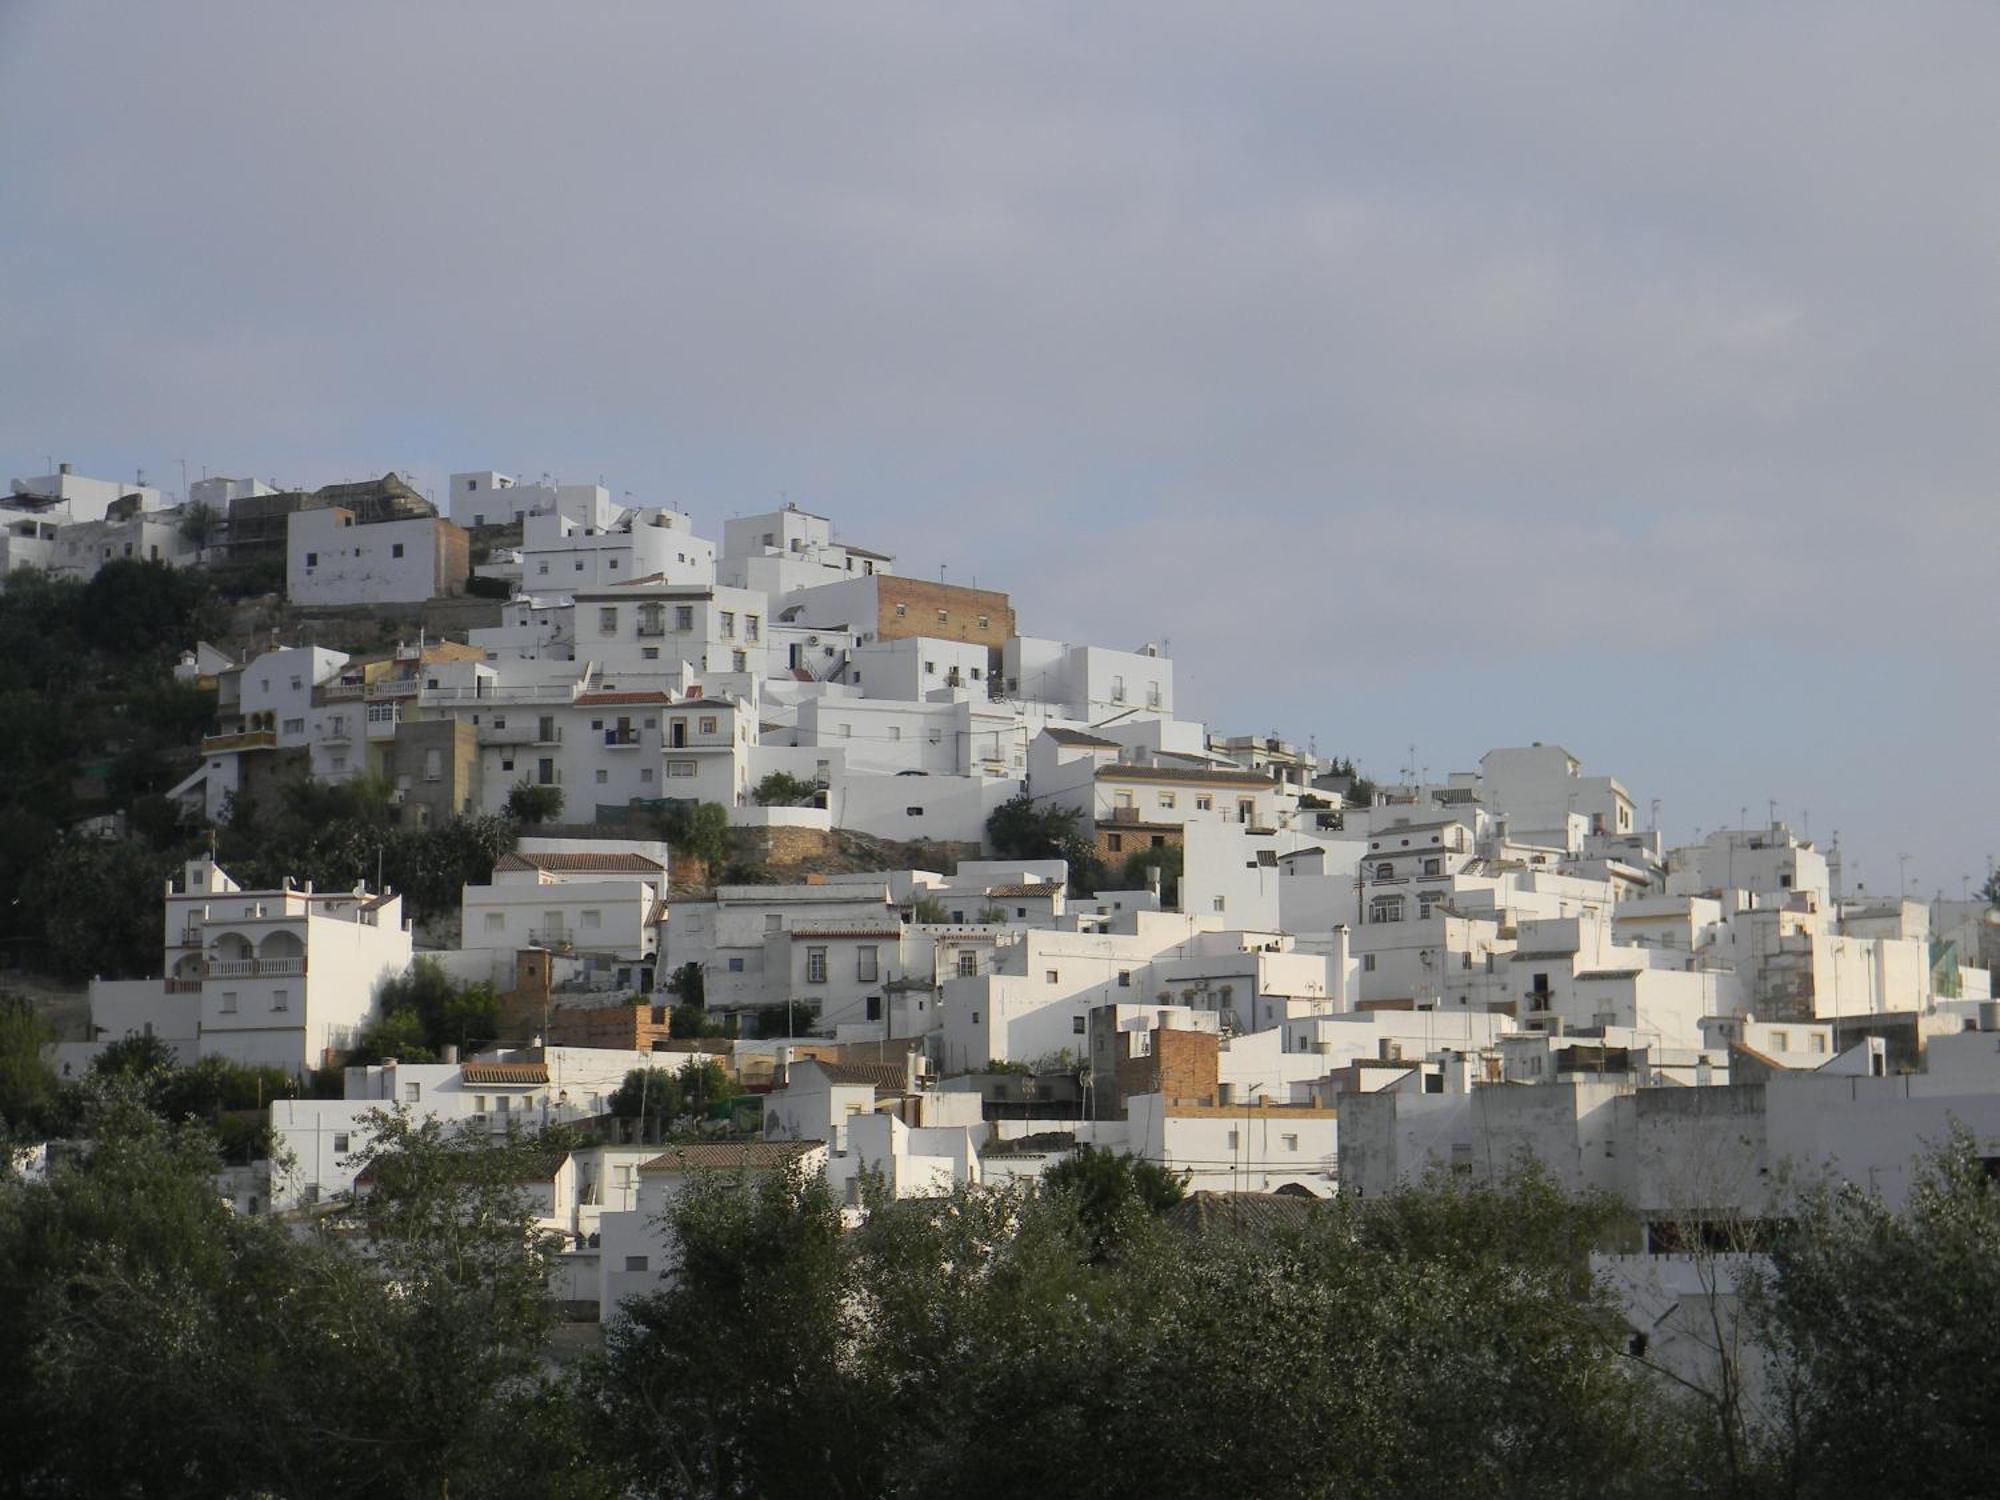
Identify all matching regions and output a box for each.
[874,577,1016,649]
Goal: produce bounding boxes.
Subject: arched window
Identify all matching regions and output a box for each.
[1374,862,1393,880]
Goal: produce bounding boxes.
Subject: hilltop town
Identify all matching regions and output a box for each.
[3,460,1997,1495]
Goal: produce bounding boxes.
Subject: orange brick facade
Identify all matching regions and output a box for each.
[1115,1026,1220,1111]
[547,1002,676,1051]
[873,577,1016,651]
[1095,823,1183,863]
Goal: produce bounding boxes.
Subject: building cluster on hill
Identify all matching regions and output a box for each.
[21,458,2000,1356]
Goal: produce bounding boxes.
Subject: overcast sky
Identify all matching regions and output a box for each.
[3,3,1995,897]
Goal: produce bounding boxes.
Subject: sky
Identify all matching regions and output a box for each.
[2,3,1995,899]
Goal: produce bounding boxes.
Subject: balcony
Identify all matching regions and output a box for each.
[603,728,642,747]
[200,729,277,754]
[1106,806,1143,825]
[165,978,204,994]
[206,957,307,979]
[319,722,353,744]
[484,723,562,746]
[528,929,575,954]
[636,616,667,637]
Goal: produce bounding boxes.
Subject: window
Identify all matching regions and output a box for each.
[1227,1129,1239,1150]
[765,914,783,932]
[894,602,907,618]
[1282,1133,1299,1151]
[538,560,549,575]
[838,723,852,739]
[1212,896,1226,912]
[856,945,879,982]
[936,608,948,623]
[1809,1034,1828,1054]
[282,717,305,735]
[1107,833,1123,853]
[668,760,696,777]
[1073,1016,1087,1035]
[1045,969,1059,984]
[977,614,989,629]
[720,610,735,637]
[391,542,405,559]
[625,1255,649,1273]
[642,646,659,660]
[865,996,882,1020]
[1159,792,1176,810]
[403,1083,421,1103]
[727,957,745,973]
[675,605,694,629]
[423,748,442,783]
[1196,795,1212,812]
[887,725,901,741]
[595,768,608,784]
[806,947,828,984]
[581,909,602,929]
[1118,970,1131,987]
[598,607,618,633]
[1419,892,1442,918]
[220,991,238,1014]
[957,952,978,977]
[1370,896,1406,923]
[699,716,718,735]
[639,768,654,782]
[271,989,290,1012]
[1770,1030,1789,1051]
[1362,954,1378,972]
[484,912,505,932]
[1422,858,1442,876]
[333,1132,351,1153]
[305,550,319,567]
[745,615,760,641]
[733,651,747,672]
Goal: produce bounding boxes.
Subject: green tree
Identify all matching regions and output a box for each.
[666,959,705,1007]
[752,770,820,806]
[678,1056,734,1116]
[1753,1131,2000,1498]
[910,893,949,924]
[1041,1143,1187,1261]
[0,994,69,1142]
[607,1066,683,1125]
[1118,841,1183,904]
[650,800,732,873]
[506,779,565,824]
[175,498,221,551]
[1981,866,2000,906]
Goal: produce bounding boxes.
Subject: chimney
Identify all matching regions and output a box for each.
[442,1043,459,1064]
[904,1048,921,1094]
[59,462,71,476]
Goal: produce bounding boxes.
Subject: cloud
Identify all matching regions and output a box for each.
[2,0,1995,883]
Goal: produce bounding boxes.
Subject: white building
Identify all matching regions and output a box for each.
[81,857,413,1074]
[287,507,469,605]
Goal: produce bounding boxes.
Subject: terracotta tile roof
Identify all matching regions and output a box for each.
[982,882,1064,898]
[1042,727,1122,749]
[1096,764,1278,789]
[639,1140,823,1173]
[357,1149,568,1186]
[1164,1190,1323,1233]
[575,690,674,706]
[459,1061,550,1084]
[796,1060,909,1092]
[495,851,666,875]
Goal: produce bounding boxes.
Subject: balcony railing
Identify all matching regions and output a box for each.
[1107,806,1143,824]
[528,929,574,953]
[604,728,642,746]
[200,729,277,754]
[205,957,306,979]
